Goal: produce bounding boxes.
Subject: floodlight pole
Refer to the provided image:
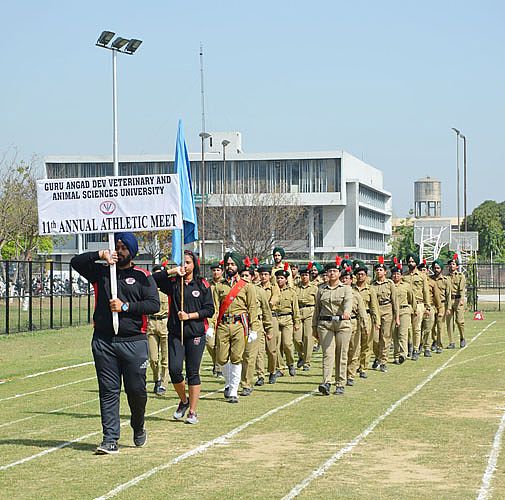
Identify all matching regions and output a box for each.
[451,128,461,231]
[112,49,119,176]
[461,134,468,232]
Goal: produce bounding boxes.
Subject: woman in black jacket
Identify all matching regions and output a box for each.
[153,250,214,424]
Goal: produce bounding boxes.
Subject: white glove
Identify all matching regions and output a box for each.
[247,330,258,343]
[206,327,214,339]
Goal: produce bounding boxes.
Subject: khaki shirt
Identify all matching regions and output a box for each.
[394,280,416,315]
[448,271,466,301]
[404,269,430,307]
[211,277,261,332]
[354,283,380,326]
[432,275,452,312]
[371,278,399,317]
[295,281,318,321]
[273,286,301,327]
[260,281,280,309]
[312,282,353,328]
[270,263,294,288]
[254,283,273,337]
[351,287,368,330]
[427,278,442,313]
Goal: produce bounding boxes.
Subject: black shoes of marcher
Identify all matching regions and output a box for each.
[334,386,345,395]
[411,351,419,361]
[240,387,253,396]
[407,343,413,358]
[372,359,380,370]
[255,377,265,386]
[268,373,278,384]
[95,441,119,455]
[379,364,387,373]
[460,338,466,348]
[153,380,161,394]
[297,358,305,368]
[431,341,437,351]
[359,371,368,379]
[223,386,230,398]
[227,396,239,404]
[288,365,296,376]
[424,349,432,358]
[447,343,456,349]
[134,429,147,448]
[393,359,400,365]
[398,355,406,364]
[313,344,320,352]
[303,365,310,371]
[318,383,331,396]
[436,347,443,354]
[346,379,354,386]
[155,385,166,396]
[276,369,284,377]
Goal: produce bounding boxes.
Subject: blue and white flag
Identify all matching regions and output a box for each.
[172,120,198,265]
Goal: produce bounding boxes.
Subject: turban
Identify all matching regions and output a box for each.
[431,259,444,270]
[224,251,244,273]
[272,246,285,258]
[405,252,420,266]
[114,232,138,259]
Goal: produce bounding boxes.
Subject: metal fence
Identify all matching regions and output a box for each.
[469,262,505,312]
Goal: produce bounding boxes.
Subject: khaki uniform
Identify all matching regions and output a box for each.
[211,278,261,365]
[313,282,353,388]
[422,279,442,350]
[355,283,379,373]
[273,286,301,368]
[393,280,416,362]
[347,287,368,380]
[271,264,293,288]
[431,274,452,347]
[446,271,466,343]
[404,269,430,352]
[241,282,273,390]
[371,278,399,366]
[147,289,169,387]
[206,279,224,370]
[257,281,280,376]
[295,281,318,367]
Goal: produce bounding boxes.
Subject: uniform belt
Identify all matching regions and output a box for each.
[452,294,461,299]
[366,309,371,313]
[149,315,167,320]
[272,312,292,317]
[222,314,245,324]
[400,305,410,309]
[319,315,342,321]
[350,315,357,319]
[378,300,391,305]
[299,304,315,309]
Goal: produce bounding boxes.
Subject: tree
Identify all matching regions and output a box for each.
[388,212,419,260]
[135,230,172,264]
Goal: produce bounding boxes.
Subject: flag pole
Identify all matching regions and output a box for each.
[180,226,184,346]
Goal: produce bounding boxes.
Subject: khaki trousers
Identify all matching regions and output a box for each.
[347,319,360,380]
[393,311,410,361]
[277,316,295,367]
[319,319,352,388]
[378,304,393,365]
[147,318,169,386]
[216,322,246,366]
[411,303,425,351]
[432,310,447,346]
[446,301,465,342]
[241,332,260,389]
[422,309,436,349]
[358,314,373,372]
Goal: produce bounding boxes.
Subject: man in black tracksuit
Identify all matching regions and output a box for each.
[71,232,159,454]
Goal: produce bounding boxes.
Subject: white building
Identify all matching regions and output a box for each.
[45,140,392,262]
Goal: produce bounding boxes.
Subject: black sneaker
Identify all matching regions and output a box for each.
[153,380,161,394]
[240,387,253,396]
[436,347,443,354]
[95,441,119,455]
[276,370,285,377]
[173,400,190,420]
[334,386,345,395]
[302,365,310,371]
[460,338,466,348]
[447,343,456,349]
[297,358,305,368]
[255,377,265,386]
[346,379,354,386]
[268,373,278,384]
[424,349,432,358]
[359,371,368,379]
[223,386,230,399]
[372,359,380,370]
[431,341,437,351]
[393,359,400,365]
[313,344,320,352]
[227,396,239,404]
[288,365,296,377]
[318,383,331,396]
[411,351,419,361]
[398,355,406,364]
[155,385,166,396]
[380,364,387,373]
[133,429,147,448]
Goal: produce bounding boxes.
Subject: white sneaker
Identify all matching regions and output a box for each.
[185,410,199,424]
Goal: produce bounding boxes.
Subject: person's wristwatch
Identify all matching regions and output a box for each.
[121,302,130,313]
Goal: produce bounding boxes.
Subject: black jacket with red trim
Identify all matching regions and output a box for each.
[71,251,160,340]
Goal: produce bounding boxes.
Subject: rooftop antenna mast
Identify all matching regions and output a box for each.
[199,42,206,133]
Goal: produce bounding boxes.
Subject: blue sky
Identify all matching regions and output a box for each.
[3,0,504,217]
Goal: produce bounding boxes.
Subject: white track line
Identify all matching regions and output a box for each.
[22,362,94,379]
[95,391,315,500]
[476,405,505,499]
[0,390,220,471]
[282,321,497,499]
[446,351,505,370]
[0,377,96,403]
[0,397,99,430]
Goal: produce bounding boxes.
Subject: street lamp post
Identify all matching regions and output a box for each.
[451,127,461,230]
[96,31,142,334]
[460,133,468,231]
[221,140,231,250]
[199,132,211,268]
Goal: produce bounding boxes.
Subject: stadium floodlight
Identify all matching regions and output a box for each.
[124,39,143,54]
[96,31,115,47]
[111,37,129,50]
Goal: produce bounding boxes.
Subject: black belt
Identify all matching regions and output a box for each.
[319,315,342,321]
[452,294,461,299]
[350,315,357,319]
[149,315,167,320]
[272,312,292,317]
[222,314,245,324]
[299,304,314,309]
[400,305,410,309]
[379,300,391,305]
[366,309,370,313]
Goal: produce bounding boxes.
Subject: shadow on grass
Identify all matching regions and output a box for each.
[0,438,96,453]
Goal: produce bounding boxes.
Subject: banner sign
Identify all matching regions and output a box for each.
[37,174,182,235]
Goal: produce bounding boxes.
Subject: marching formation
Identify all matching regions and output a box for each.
[71,233,467,454]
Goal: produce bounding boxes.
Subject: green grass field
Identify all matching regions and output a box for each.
[0,314,504,499]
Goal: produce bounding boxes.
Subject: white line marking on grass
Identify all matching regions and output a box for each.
[445,351,505,370]
[22,362,94,379]
[0,390,220,471]
[282,321,497,500]
[0,377,96,403]
[95,391,316,500]
[476,406,505,500]
[0,397,99,429]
